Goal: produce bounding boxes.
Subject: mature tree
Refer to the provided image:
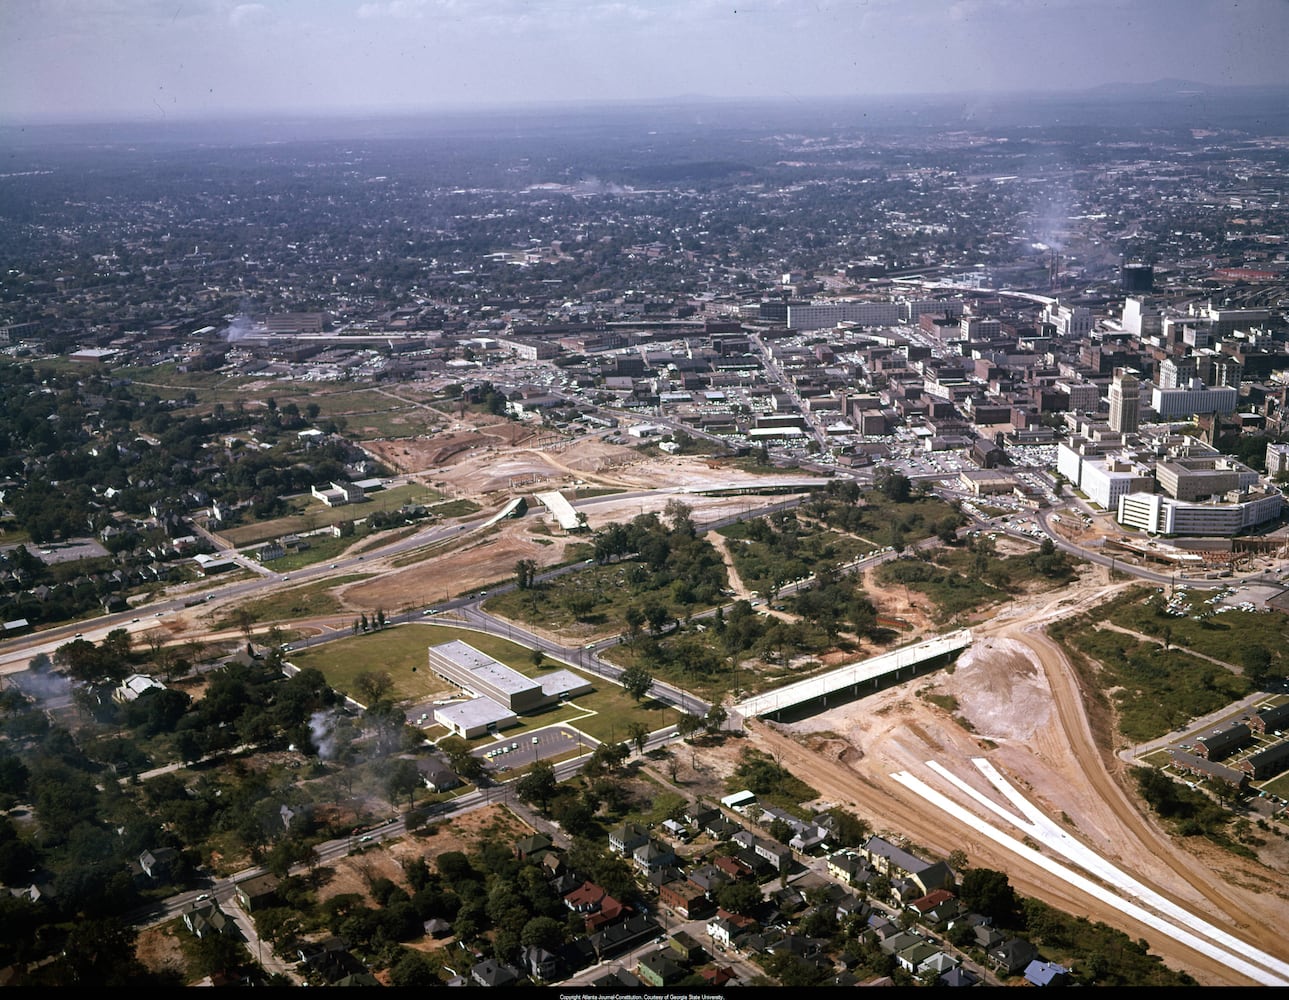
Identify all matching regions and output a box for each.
[623,605,646,641]
[875,467,912,503]
[231,607,256,641]
[1239,644,1277,686]
[54,917,148,986]
[565,592,596,621]
[676,711,704,742]
[385,758,421,809]
[440,738,486,784]
[354,670,394,705]
[664,499,695,535]
[521,914,566,953]
[515,558,539,590]
[713,879,763,916]
[620,664,653,702]
[626,720,650,755]
[515,760,558,812]
[960,867,1018,923]
[389,949,439,988]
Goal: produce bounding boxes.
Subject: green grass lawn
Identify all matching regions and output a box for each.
[1050,589,1258,742]
[287,622,677,743]
[216,575,370,629]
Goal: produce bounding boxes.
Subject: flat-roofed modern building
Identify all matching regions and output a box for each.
[428,640,548,714]
[787,300,901,331]
[1151,383,1237,419]
[1117,489,1283,536]
[427,642,593,730]
[434,698,518,739]
[1155,456,1258,501]
[1075,452,1155,510]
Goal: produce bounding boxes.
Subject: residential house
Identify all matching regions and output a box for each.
[668,930,705,964]
[588,913,660,960]
[877,930,924,957]
[114,673,166,704]
[860,835,953,894]
[139,846,179,881]
[828,850,873,887]
[700,966,737,988]
[470,959,520,987]
[1025,959,1071,987]
[586,967,643,990]
[523,945,562,982]
[183,902,231,939]
[514,833,553,860]
[916,951,961,981]
[417,758,461,793]
[564,880,630,932]
[423,917,451,938]
[897,940,941,974]
[991,937,1039,976]
[687,863,732,897]
[608,821,649,856]
[236,872,280,912]
[713,854,754,881]
[637,950,687,987]
[632,839,676,874]
[707,910,757,950]
[298,938,369,984]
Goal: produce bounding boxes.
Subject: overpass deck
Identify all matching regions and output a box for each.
[732,629,972,719]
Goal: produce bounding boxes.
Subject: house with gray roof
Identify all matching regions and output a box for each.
[1251,702,1289,734]
[861,835,952,894]
[1239,739,1289,780]
[1194,723,1253,761]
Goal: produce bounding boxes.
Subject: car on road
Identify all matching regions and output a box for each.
[196,893,210,901]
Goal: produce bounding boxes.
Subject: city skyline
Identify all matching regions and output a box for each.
[3,0,1288,123]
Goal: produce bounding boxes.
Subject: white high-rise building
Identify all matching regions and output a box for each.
[1108,369,1140,434]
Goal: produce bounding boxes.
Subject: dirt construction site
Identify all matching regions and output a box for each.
[114,413,1279,986]
[349,425,818,611]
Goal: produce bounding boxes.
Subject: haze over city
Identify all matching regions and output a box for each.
[2,0,1288,122]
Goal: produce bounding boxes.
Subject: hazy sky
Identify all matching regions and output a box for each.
[2,0,1287,122]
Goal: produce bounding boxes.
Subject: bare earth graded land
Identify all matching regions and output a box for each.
[164,418,1288,985]
[747,571,1289,986]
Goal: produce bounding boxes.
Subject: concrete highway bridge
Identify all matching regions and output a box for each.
[732,629,973,722]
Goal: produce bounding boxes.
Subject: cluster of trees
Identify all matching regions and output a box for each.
[625,597,840,690]
[0,365,376,545]
[591,505,727,603]
[360,837,646,983]
[806,477,959,550]
[728,748,818,803]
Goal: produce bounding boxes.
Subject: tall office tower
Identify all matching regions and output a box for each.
[1108,368,1141,433]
